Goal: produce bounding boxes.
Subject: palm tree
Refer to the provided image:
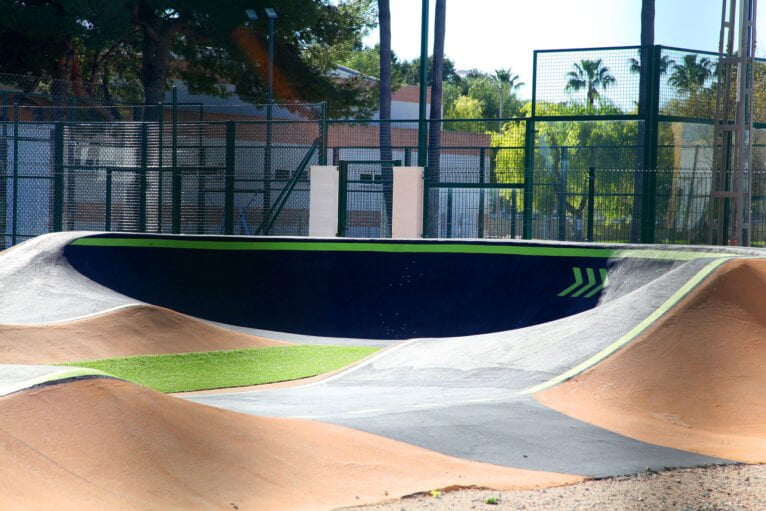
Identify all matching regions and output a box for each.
[565,59,616,108]
[628,54,674,75]
[668,54,713,95]
[378,0,393,236]
[493,68,524,122]
[427,0,446,184]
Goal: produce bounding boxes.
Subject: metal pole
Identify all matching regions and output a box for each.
[587,166,596,241]
[224,121,236,235]
[11,103,18,245]
[53,123,64,232]
[105,167,113,231]
[417,0,429,168]
[319,101,328,165]
[139,123,148,232]
[522,120,535,239]
[337,162,348,237]
[171,86,180,233]
[478,147,485,238]
[558,147,568,240]
[264,15,274,227]
[158,102,164,232]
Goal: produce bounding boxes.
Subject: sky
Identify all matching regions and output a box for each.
[363,0,757,99]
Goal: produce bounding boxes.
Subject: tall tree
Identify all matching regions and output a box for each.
[0,1,377,115]
[629,54,673,77]
[427,0,446,182]
[493,68,524,128]
[565,59,616,108]
[378,0,393,236]
[668,54,713,95]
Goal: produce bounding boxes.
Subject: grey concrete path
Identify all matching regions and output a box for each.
[187,256,735,477]
[0,232,140,324]
[1,232,758,477]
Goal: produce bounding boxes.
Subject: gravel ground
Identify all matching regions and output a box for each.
[337,464,766,511]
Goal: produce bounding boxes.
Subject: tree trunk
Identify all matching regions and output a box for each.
[428,0,445,182]
[632,0,655,242]
[135,1,179,119]
[426,0,445,237]
[378,0,393,237]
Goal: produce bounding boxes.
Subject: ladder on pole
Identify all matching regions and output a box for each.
[709,0,757,246]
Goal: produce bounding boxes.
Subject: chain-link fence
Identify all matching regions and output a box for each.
[0,99,321,247]
[3,43,766,247]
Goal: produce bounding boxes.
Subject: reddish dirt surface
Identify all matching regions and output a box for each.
[537,259,766,463]
[0,378,582,511]
[0,305,287,364]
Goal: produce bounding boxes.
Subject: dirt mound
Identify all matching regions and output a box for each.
[0,305,286,364]
[0,378,582,510]
[537,258,766,462]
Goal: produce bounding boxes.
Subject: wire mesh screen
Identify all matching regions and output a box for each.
[341,161,393,238]
[233,121,318,236]
[534,47,641,115]
[658,47,719,120]
[2,122,55,246]
[0,107,321,248]
[328,121,420,168]
[425,166,522,239]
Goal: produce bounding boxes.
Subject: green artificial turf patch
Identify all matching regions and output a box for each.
[59,345,379,393]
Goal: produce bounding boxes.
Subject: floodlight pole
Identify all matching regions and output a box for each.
[265,12,275,221]
[417,0,429,168]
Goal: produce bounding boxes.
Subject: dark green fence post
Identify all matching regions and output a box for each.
[171,87,180,234]
[587,166,595,242]
[641,45,661,244]
[11,103,19,245]
[404,147,412,167]
[422,176,429,237]
[53,122,64,232]
[157,102,164,232]
[138,123,148,232]
[0,97,7,246]
[337,161,348,237]
[319,102,328,165]
[478,147,485,238]
[105,167,113,230]
[522,120,535,239]
[558,146,568,240]
[224,121,235,235]
[511,189,517,239]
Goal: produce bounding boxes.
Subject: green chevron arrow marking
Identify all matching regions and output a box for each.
[558,267,608,298]
[571,267,597,297]
[557,267,584,297]
[584,268,609,298]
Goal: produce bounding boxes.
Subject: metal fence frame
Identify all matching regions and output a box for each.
[2,44,765,246]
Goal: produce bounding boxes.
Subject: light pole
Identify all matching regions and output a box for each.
[493,77,504,132]
[245,8,279,223]
[417,0,429,168]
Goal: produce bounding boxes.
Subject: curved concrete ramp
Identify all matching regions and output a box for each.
[0,377,581,511]
[0,304,287,364]
[538,258,766,463]
[58,232,750,338]
[4,231,766,505]
[187,252,747,476]
[0,233,140,324]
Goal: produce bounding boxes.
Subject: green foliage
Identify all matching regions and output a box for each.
[565,59,616,109]
[445,95,484,132]
[0,0,379,115]
[396,56,460,86]
[486,496,500,505]
[60,345,379,393]
[668,54,713,95]
[492,102,641,232]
